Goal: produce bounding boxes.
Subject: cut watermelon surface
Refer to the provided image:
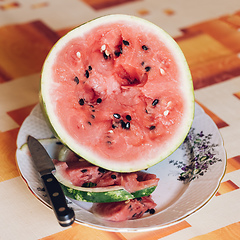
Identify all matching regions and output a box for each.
[21,138,159,203]
[41,14,194,172]
[54,155,159,203]
[54,159,159,192]
[92,195,157,222]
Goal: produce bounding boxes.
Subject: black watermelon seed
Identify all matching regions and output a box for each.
[112,124,117,129]
[92,109,95,112]
[114,51,121,57]
[126,115,131,121]
[107,141,112,145]
[103,52,107,59]
[74,76,79,84]
[152,99,159,106]
[121,120,126,129]
[149,125,156,130]
[85,70,89,78]
[98,167,106,173]
[111,174,117,179]
[113,113,121,119]
[97,98,102,103]
[114,45,123,57]
[141,61,145,66]
[145,66,151,72]
[142,45,149,50]
[81,169,88,173]
[88,65,92,71]
[103,51,108,59]
[88,121,91,125]
[79,98,84,105]
[123,40,129,46]
[91,114,95,119]
[119,45,123,53]
[149,209,155,214]
[125,122,130,129]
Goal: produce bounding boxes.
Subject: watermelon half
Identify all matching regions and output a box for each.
[40,14,194,172]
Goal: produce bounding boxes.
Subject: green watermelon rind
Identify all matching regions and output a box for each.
[21,139,157,203]
[54,145,158,202]
[131,186,157,199]
[57,176,157,203]
[40,14,195,172]
[61,184,134,203]
[39,99,62,143]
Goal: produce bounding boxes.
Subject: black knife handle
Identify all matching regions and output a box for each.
[41,173,75,227]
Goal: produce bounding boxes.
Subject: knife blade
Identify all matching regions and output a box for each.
[27,135,75,227]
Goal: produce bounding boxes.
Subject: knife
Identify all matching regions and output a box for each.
[27,135,75,227]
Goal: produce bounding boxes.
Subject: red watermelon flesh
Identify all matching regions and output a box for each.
[92,195,157,222]
[53,25,182,161]
[53,159,159,193]
[41,15,194,172]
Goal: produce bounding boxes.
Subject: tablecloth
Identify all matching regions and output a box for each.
[0,0,240,239]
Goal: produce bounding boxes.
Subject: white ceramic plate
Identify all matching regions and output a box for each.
[16,103,226,232]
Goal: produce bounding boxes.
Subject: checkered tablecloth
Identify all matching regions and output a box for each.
[0,1,240,239]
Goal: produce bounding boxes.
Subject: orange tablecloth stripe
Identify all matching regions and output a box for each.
[190,222,240,240]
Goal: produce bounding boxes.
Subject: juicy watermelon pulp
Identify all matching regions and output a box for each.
[54,145,159,203]
[92,196,157,222]
[53,148,159,219]
[41,14,194,172]
[54,157,159,202]
[54,159,159,192]
[21,138,158,204]
[21,138,158,221]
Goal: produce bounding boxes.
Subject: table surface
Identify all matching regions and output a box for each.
[1,1,240,239]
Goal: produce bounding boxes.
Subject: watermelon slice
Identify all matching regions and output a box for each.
[92,196,157,222]
[55,163,158,203]
[21,138,159,203]
[40,14,194,172]
[55,145,159,203]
